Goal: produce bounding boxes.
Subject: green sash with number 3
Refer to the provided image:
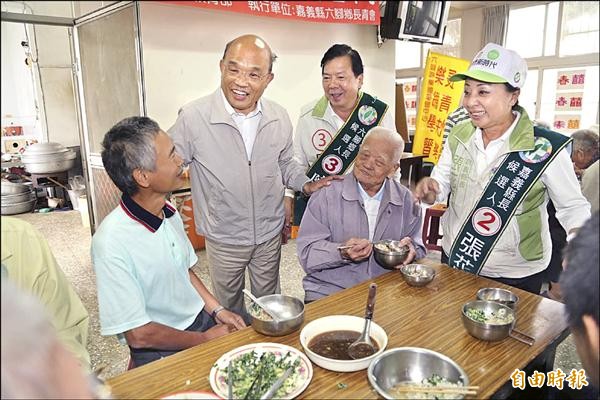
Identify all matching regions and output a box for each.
[293,93,388,226]
[448,127,570,275]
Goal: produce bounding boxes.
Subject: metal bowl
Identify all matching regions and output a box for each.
[368,347,469,399]
[400,264,436,287]
[250,294,304,336]
[476,288,519,310]
[1,198,36,215]
[373,240,409,270]
[299,315,388,372]
[1,191,35,205]
[461,300,515,342]
[1,181,31,195]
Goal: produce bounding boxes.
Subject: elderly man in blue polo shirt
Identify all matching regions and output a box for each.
[92,116,245,368]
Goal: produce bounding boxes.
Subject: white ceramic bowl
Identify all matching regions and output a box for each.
[299,315,388,372]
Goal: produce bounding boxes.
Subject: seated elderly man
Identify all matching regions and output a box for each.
[297,127,426,302]
[92,116,245,368]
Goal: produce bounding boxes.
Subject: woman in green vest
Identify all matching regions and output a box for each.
[415,43,590,295]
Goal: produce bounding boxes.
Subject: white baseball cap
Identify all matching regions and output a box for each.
[449,43,528,89]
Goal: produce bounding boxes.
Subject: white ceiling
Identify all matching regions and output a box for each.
[450,1,513,11]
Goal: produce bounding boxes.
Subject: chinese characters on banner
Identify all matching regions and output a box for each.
[403,80,418,130]
[164,1,379,24]
[553,70,585,132]
[413,52,470,164]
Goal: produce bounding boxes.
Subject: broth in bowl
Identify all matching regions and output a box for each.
[307,330,380,360]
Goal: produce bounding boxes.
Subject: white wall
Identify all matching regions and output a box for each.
[139,2,396,131]
[459,8,485,61]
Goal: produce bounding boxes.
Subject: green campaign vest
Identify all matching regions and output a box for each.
[448,127,571,275]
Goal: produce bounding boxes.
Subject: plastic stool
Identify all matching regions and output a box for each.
[422,204,446,251]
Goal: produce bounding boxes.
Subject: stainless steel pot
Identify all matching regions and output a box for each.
[1,181,31,195]
[23,158,76,174]
[21,142,76,174]
[1,191,35,205]
[1,198,36,215]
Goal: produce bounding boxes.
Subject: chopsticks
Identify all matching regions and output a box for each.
[389,385,479,396]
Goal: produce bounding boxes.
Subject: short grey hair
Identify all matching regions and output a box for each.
[1,280,60,398]
[571,129,599,156]
[362,126,405,164]
[101,116,162,196]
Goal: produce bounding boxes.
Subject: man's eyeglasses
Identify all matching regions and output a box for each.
[224,65,269,83]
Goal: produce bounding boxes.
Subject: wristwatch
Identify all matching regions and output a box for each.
[211,305,226,320]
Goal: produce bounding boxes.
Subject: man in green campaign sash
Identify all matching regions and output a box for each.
[284,44,395,240]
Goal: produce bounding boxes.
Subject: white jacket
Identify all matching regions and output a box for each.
[286,94,396,196]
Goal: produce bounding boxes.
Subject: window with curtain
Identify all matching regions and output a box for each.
[560,1,600,56]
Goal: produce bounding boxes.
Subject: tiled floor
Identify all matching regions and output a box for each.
[13,210,582,380]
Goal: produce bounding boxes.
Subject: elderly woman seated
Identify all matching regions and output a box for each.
[297,127,426,302]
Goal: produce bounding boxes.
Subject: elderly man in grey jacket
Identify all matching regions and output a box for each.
[169,35,337,321]
[297,127,426,302]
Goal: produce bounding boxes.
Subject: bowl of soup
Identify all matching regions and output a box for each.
[299,315,388,372]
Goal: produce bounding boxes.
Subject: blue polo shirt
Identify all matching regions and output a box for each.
[92,194,203,337]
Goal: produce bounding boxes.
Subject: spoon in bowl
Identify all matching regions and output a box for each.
[348,282,378,360]
[242,289,280,322]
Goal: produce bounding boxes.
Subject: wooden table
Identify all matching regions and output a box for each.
[107,262,567,399]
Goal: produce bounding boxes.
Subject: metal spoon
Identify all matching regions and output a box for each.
[242,289,280,322]
[348,282,378,360]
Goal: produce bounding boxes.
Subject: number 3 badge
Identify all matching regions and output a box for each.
[321,154,343,175]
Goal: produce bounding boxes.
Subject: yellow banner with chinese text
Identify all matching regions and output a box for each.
[413,51,470,164]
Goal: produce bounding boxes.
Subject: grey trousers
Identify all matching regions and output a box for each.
[205,234,282,323]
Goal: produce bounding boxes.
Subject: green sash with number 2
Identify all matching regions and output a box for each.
[448,127,570,275]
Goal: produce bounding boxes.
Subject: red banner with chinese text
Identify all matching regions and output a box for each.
[413,51,470,164]
[162,1,379,25]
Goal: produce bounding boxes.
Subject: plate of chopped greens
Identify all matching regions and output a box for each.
[209,343,313,399]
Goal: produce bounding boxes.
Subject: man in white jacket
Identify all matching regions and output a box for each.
[285,44,397,233]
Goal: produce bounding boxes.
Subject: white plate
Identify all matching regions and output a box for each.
[209,342,313,399]
[161,391,221,399]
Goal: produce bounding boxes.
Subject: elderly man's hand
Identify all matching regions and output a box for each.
[340,238,372,262]
[393,237,417,268]
[414,177,440,205]
[302,175,344,196]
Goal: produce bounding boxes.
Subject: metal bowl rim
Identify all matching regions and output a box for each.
[461,300,515,327]
[367,346,469,399]
[255,294,305,320]
[373,240,410,255]
[476,287,519,303]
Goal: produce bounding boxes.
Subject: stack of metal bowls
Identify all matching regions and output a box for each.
[21,142,76,174]
[1,181,35,215]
